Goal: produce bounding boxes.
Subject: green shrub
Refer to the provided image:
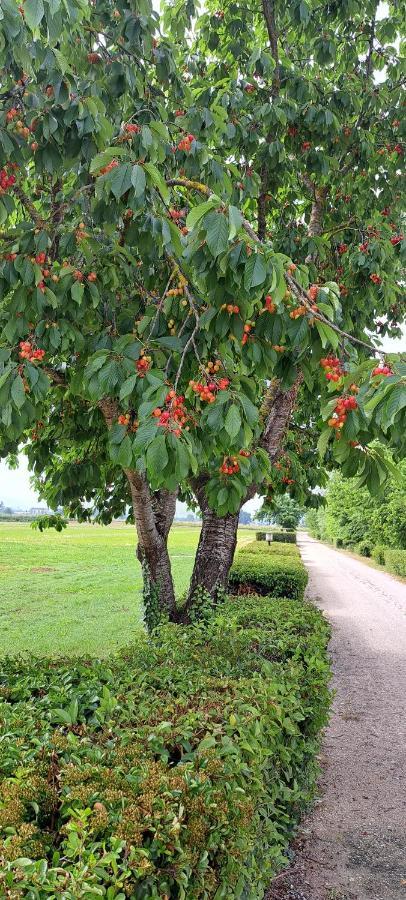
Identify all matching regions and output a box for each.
[270,531,297,543]
[0,598,330,899]
[372,544,386,565]
[239,541,300,557]
[384,548,406,578]
[255,530,267,541]
[229,553,308,600]
[357,540,372,558]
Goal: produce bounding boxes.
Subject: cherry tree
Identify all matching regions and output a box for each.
[0,0,405,624]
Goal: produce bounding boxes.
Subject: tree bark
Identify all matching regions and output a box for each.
[98,398,178,627]
[186,375,303,611]
[126,472,178,626]
[186,477,240,608]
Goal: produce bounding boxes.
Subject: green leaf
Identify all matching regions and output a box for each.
[317,427,331,458]
[315,320,339,350]
[119,374,137,400]
[116,435,133,467]
[244,254,267,290]
[147,434,168,473]
[24,0,44,31]
[71,282,84,304]
[382,384,406,427]
[143,162,170,203]
[186,199,217,230]
[224,404,241,439]
[131,164,146,197]
[204,211,229,257]
[11,375,26,409]
[109,163,133,199]
[228,205,243,241]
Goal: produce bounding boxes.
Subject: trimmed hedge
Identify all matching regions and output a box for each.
[384,548,406,577]
[357,540,373,558]
[372,544,386,565]
[239,540,300,557]
[0,598,330,899]
[270,531,297,544]
[229,551,308,600]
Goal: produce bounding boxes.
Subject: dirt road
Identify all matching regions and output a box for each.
[270,534,406,900]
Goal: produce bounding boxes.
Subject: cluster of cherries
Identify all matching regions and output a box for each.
[117,412,139,432]
[167,272,188,297]
[0,166,16,192]
[242,322,254,346]
[136,351,152,377]
[97,159,119,176]
[221,302,240,314]
[72,269,97,282]
[168,209,188,236]
[152,390,189,436]
[189,370,230,403]
[320,356,345,382]
[289,304,306,320]
[220,455,240,476]
[176,133,195,153]
[87,52,102,64]
[123,122,140,135]
[328,394,358,430]
[370,273,382,285]
[19,340,45,362]
[264,294,276,312]
[372,364,393,377]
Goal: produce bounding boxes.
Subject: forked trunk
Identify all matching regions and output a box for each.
[98,398,178,630]
[187,507,240,604]
[126,471,177,629]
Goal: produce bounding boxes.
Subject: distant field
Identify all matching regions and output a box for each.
[0,522,255,657]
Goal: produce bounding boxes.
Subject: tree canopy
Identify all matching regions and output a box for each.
[0,0,405,611]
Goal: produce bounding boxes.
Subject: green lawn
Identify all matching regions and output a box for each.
[0,522,255,656]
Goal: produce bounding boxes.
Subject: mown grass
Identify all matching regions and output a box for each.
[0,522,255,656]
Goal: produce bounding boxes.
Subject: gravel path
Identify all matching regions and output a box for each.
[268,534,406,900]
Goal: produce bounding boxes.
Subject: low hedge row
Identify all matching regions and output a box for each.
[239,541,300,557]
[271,531,297,543]
[229,545,308,600]
[0,597,330,899]
[381,547,406,577]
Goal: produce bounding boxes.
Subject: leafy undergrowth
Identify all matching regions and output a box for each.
[0,596,330,899]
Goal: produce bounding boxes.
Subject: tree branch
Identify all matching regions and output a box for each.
[12,184,45,228]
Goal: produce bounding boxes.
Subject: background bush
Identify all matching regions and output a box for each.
[0,597,330,899]
[357,540,373,558]
[306,461,406,551]
[383,548,406,578]
[240,541,300,557]
[270,531,297,544]
[372,544,386,565]
[229,550,307,600]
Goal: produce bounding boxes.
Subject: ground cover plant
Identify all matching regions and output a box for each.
[0,0,404,622]
[0,594,330,899]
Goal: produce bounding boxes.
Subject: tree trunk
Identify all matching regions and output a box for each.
[98,398,178,629]
[187,506,240,606]
[126,471,177,629]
